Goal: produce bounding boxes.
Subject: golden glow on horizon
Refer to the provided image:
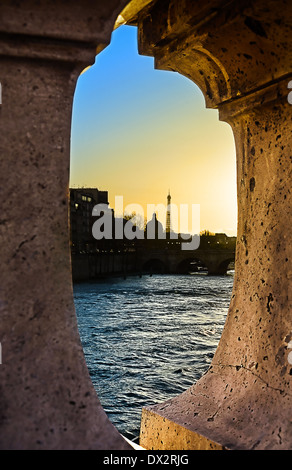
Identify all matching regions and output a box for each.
[70,104,237,235]
[70,27,237,236]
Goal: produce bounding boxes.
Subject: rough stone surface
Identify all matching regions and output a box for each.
[0,0,128,44]
[138,0,292,450]
[0,0,132,450]
[0,0,291,451]
[140,409,224,450]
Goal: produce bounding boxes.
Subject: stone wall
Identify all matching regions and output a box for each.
[137,0,292,450]
[72,252,139,281]
[0,0,291,450]
[0,0,132,450]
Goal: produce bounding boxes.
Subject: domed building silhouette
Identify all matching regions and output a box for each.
[146,213,164,240]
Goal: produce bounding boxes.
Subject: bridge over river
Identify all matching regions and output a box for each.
[136,244,235,275]
[71,236,236,281]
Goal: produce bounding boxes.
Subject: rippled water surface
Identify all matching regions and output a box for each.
[74,273,233,440]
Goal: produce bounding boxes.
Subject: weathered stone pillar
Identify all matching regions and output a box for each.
[0,0,132,449]
[137,0,292,450]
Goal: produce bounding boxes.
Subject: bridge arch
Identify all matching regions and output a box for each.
[216,258,235,276]
[176,257,208,274]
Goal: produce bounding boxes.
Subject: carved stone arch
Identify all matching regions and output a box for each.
[133,0,292,451]
[154,44,232,108]
[0,0,291,451]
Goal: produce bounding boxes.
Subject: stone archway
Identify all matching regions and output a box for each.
[135,0,292,450]
[0,0,291,451]
[0,0,133,450]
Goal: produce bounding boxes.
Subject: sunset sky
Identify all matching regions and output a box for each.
[70,25,237,236]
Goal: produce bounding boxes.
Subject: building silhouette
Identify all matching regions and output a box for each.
[146,212,164,240]
[70,188,109,253]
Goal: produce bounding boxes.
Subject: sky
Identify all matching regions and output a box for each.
[70,25,237,236]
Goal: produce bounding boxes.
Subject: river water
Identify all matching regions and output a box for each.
[73,272,234,441]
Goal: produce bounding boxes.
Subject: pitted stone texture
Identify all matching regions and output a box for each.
[0,0,132,450]
[140,409,224,450]
[140,365,292,450]
[1,0,291,451]
[138,0,292,108]
[0,0,128,43]
[138,0,292,450]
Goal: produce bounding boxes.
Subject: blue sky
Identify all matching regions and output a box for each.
[70,25,237,235]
